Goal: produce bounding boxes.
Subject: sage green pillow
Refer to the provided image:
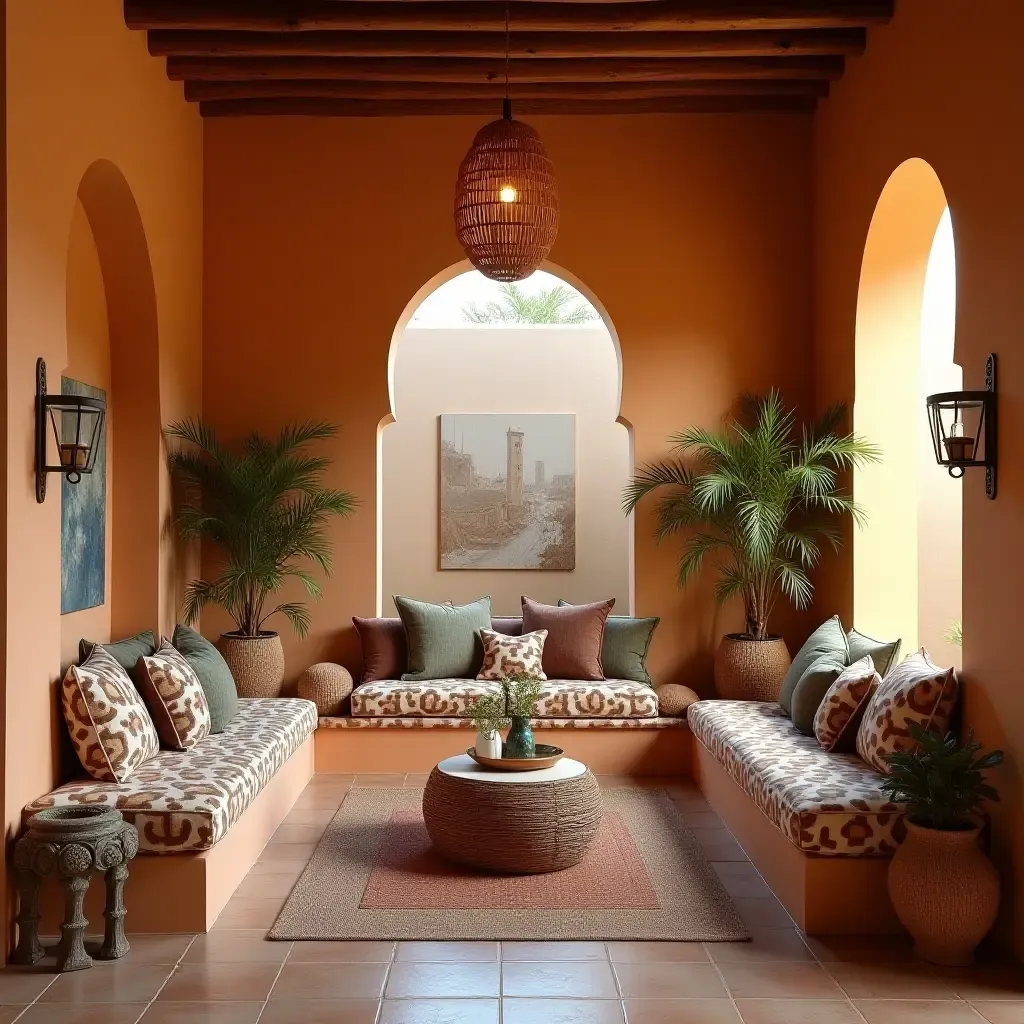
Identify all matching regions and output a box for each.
[790,652,847,735]
[778,615,849,716]
[395,596,492,681]
[79,630,156,677]
[172,624,238,734]
[558,602,659,685]
[847,628,901,677]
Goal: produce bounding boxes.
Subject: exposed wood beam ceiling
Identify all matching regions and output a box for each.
[125,1,892,116]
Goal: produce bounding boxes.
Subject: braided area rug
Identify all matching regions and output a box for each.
[268,787,749,941]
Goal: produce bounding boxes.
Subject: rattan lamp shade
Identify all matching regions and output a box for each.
[454,106,559,282]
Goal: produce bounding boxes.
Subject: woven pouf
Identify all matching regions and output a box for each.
[656,683,700,717]
[297,662,354,716]
[423,755,603,875]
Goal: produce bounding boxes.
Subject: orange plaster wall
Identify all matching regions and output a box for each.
[5,0,203,953]
[813,0,1024,954]
[203,112,817,690]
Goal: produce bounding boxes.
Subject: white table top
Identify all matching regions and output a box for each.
[437,753,588,784]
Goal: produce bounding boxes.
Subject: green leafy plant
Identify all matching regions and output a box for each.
[622,391,880,640]
[463,673,544,734]
[882,724,1003,831]
[167,419,357,639]
[945,620,963,647]
[461,283,598,325]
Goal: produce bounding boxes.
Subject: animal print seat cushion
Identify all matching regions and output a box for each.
[26,698,317,853]
[136,639,212,751]
[688,700,906,856]
[477,629,548,681]
[351,679,658,718]
[62,645,161,782]
[814,655,880,753]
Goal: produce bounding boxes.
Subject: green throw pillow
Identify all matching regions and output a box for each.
[558,602,659,685]
[847,628,901,677]
[778,615,849,716]
[395,595,492,681]
[790,652,847,735]
[79,630,156,678]
[172,624,239,733]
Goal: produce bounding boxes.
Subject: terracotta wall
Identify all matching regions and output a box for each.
[203,112,816,688]
[5,0,203,953]
[813,0,1024,953]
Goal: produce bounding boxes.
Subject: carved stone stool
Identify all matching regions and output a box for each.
[13,806,139,972]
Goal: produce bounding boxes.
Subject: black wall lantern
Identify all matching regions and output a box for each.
[35,357,106,503]
[926,353,997,500]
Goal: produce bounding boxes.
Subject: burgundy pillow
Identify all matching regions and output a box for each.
[491,616,523,637]
[352,617,407,682]
[520,596,614,681]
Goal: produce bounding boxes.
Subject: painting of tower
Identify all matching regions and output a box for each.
[535,460,546,489]
[506,428,524,507]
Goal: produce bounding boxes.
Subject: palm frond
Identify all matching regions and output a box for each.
[621,459,691,516]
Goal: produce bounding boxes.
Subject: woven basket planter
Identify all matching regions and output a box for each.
[220,632,285,699]
[713,634,791,702]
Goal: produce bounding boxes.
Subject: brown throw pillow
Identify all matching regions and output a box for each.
[353,617,407,682]
[136,639,213,751]
[521,596,614,680]
[813,655,880,753]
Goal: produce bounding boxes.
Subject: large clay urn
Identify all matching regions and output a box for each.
[713,634,791,702]
[888,820,1000,966]
[220,631,286,698]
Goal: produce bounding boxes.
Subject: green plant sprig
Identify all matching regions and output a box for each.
[462,672,544,734]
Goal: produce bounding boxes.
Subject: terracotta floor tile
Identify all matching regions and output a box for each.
[942,966,1024,1001]
[271,823,326,845]
[396,941,498,962]
[287,940,395,962]
[825,961,957,999]
[734,998,864,1024]
[353,773,407,787]
[802,934,917,963]
[270,962,388,1001]
[380,999,501,1024]
[139,1002,267,1023]
[283,806,337,826]
[291,792,347,810]
[41,963,170,1003]
[183,932,292,963]
[502,942,607,962]
[693,834,750,862]
[854,999,988,1024]
[106,933,195,964]
[732,898,796,929]
[233,872,302,899]
[404,774,431,787]
[158,962,280,1002]
[503,997,625,1024]
[706,929,814,963]
[970,1001,1024,1022]
[684,812,729,829]
[625,998,742,1024]
[248,858,310,876]
[0,1009,23,1024]
[606,941,708,963]
[0,967,58,1003]
[211,897,284,929]
[713,872,775,900]
[17,1003,150,1024]
[718,961,844,999]
[253,843,317,863]
[595,775,636,788]
[502,961,618,999]
[259,998,380,1024]
[386,962,500,999]
[613,963,727,999]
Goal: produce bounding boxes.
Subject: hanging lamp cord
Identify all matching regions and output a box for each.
[502,0,512,120]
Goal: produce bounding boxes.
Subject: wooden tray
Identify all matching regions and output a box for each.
[467,744,564,771]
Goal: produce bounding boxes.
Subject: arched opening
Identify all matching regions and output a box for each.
[60,160,161,664]
[854,159,961,667]
[378,262,632,616]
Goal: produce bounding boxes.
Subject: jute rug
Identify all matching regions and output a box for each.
[269,787,749,941]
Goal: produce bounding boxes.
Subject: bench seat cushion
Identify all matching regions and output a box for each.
[24,698,317,854]
[688,700,906,857]
[351,679,658,719]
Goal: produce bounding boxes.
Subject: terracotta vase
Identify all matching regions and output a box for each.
[713,634,791,701]
[219,632,286,698]
[888,820,1000,966]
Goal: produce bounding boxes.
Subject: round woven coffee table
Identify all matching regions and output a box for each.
[422,753,602,874]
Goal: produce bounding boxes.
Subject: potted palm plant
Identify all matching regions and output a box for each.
[167,419,357,698]
[623,392,879,700]
[883,725,1003,966]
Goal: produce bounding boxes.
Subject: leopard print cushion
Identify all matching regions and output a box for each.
[136,639,212,751]
[62,645,161,783]
[689,700,906,856]
[856,648,959,773]
[814,655,880,753]
[477,628,548,681]
[27,698,317,853]
[351,679,658,718]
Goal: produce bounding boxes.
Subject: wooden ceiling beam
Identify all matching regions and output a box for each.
[126,1,894,33]
[148,27,867,58]
[167,54,844,83]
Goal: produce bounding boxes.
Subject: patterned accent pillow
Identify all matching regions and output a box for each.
[856,648,959,773]
[814,655,880,753]
[136,639,213,751]
[477,629,548,681]
[61,645,161,782]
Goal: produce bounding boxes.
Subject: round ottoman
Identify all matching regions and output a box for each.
[422,754,602,874]
[656,683,700,717]
[297,662,354,716]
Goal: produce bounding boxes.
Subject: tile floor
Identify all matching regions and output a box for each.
[2,773,1021,1023]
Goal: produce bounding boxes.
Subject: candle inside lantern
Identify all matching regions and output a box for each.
[59,443,91,471]
[943,421,975,462]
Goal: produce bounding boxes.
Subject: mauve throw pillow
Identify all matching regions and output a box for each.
[353,617,407,682]
[521,596,614,681]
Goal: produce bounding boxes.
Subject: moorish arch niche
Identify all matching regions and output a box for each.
[378,261,633,616]
[854,158,962,667]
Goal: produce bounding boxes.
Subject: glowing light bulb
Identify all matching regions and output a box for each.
[499,185,517,203]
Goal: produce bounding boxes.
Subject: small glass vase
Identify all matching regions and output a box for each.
[503,715,536,758]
